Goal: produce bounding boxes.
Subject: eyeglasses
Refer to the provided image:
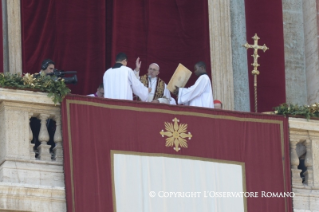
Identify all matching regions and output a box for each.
[148,68,158,71]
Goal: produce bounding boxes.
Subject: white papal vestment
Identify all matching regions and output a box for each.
[134,71,175,104]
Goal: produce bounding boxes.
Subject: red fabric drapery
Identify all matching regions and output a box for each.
[21,0,112,94]
[244,0,286,112]
[20,0,211,95]
[20,0,287,111]
[111,0,211,87]
[62,95,292,212]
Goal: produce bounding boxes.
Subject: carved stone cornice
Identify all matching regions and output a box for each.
[0,88,59,106]
[289,117,319,132]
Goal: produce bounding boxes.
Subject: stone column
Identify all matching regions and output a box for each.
[282,0,308,105]
[208,0,234,111]
[303,0,319,104]
[229,0,250,112]
[2,0,22,74]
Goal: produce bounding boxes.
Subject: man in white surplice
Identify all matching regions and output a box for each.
[103,53,150,101]
[173,61,214,108]
[134,58,175,105]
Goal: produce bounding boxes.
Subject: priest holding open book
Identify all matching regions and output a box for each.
[171,62,214,108]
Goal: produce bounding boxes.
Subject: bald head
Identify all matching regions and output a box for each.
[148,63,160,78]
[150,63,160,70]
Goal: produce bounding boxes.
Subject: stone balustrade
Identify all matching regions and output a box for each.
[0,88,66,212]
[289,117,319,212]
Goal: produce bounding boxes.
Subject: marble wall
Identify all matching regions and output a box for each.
[282,0,308,105]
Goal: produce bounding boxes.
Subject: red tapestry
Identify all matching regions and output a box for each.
[62,95,292,212]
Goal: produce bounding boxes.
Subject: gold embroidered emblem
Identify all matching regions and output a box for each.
[160,118,192,152]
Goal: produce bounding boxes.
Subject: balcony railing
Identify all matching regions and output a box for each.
[289,117,319,211]
[0,88,65,211]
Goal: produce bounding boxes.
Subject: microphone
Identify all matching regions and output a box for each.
[148,76,152,88]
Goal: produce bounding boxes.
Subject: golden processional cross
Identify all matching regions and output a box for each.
[243,34,269,112]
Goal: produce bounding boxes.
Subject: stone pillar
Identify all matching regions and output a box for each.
[208,0,234,111]
[229,0,250,112]
[37,114,51,161]
[309,132,319,188]
[53,115,63,162]
[303,0,319,104]
[282,0,308,105]
[28,113,35,160]
[304,139,314,186]
[290,138,303,186]
[2,0,22,74]
[0,103,31,164]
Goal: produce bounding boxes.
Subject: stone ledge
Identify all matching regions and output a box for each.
[0,160,64,187]
[0,159,63,170]
[289,117,319,132]
[0,158,63,166]
[0,182,66,212]
[293,188,319,197]
[0,88,59,106]
[0,182,65,199]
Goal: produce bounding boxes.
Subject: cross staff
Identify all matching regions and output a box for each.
[244,33,269,112]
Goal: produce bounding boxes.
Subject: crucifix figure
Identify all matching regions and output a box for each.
[244,33,269,112]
